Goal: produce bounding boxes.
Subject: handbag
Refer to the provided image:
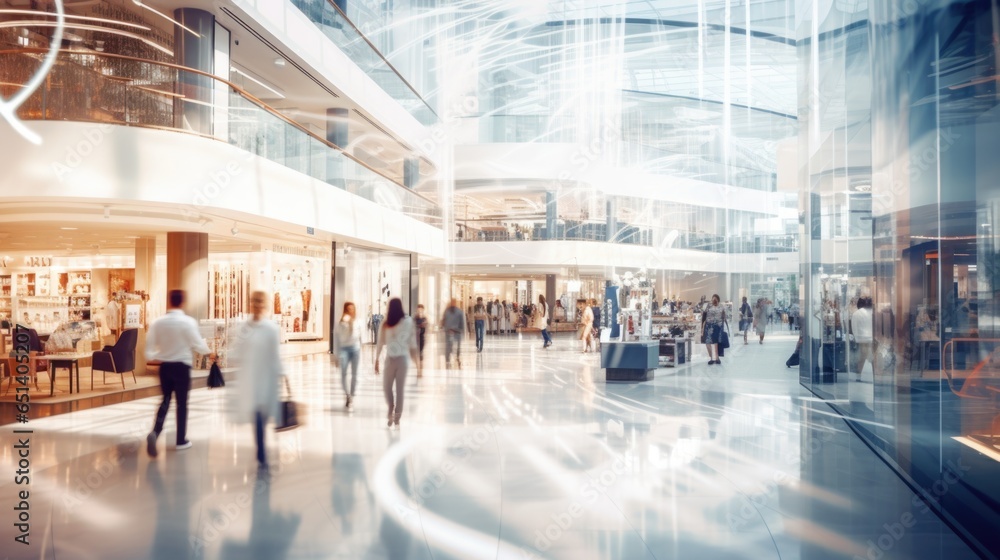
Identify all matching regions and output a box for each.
[720,321,731,350]
[207,361,225,388]
[275,377,302,432]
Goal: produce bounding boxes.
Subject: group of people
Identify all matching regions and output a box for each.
[466,298,521,335]
[738,296,771,345]
[144,289,283,469]
[335,299,423,428]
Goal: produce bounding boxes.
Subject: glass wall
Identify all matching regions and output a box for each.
[799,0,1000,555]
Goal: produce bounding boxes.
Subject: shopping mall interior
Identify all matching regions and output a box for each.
[0,0,997,558]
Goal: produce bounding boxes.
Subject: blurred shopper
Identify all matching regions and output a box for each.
[537,295,552,348]
[473,297,488,353]
[145,289,215,457]
[442,298,465,367]
[579,301,594,353]
[701,294,726,365]
[374,298,420,429]
[739,296,753,344]
[414,304,429,369]
[753,298,767,344]
[851,297,874,381]
[494,299,503,334]
[333,301,363,411]
[232,291,284,468]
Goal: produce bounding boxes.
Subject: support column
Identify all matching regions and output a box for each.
[330,242,343,353]
[545,191,557,240]
[326,108,349,187]
[409,253,420,316]
[606,197,617,242]
[326,108,349,148]
[166,232,209,321]
[545,274,556,324]
[404,158,419,189]
[173,9,216,136]
[134,237,156,374]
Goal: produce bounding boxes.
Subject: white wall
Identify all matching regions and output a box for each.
[0,122,445,259]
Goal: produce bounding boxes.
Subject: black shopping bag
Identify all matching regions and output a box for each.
[275,377,302,432]
[207,361,225,388]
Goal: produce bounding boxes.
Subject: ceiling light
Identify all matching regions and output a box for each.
[230,66,285,99]
[274,57,286,67]
[60,227,77,230]
[231,222,240,236]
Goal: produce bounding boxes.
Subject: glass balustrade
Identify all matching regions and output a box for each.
[0,49,442,227]
[287,0,438,126]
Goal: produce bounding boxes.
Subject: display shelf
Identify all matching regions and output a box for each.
[14,295,68,334]
[0,274,11,323]
[59,271,93,321]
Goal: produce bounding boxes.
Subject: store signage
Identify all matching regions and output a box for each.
[0,0,65,145]
[271,244,328,258]
[124,304,141,329]
[24,256,53,267]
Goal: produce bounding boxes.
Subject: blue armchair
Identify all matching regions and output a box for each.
[91,328,138,389]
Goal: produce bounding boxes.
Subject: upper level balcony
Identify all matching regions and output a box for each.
[0,47,442,228]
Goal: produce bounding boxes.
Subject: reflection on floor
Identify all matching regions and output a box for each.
[0,333,981,559]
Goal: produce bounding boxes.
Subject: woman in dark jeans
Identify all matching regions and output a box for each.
[701,294,726,365]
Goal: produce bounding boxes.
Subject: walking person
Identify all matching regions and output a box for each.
[473,297,488,352]
[851,297,874,382]
[494,299,503,334]
[442,298,465,367]
[374,298,420,429]
[579,301,594,353]
[145,289,215,457]
[753,298,767,344]
[414,304,429,370]
[232,291,284,468]
[537,294,552,348]
[333,301,363,411]
[701,294,726,365]
[739,296,753,344]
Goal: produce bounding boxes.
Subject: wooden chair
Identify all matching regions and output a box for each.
[91,328,138,389]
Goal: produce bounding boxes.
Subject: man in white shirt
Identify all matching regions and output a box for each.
[851,297,874,382]
[145,290,214,457]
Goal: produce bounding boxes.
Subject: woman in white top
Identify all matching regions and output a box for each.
[374,298,420,428]
[231,291,284,468]
[333,301,364,411]
[536,295,552,348]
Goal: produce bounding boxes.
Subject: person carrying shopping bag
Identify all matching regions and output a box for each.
[231,291,285,469]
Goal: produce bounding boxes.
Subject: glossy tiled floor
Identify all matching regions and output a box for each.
[0,332,981,559]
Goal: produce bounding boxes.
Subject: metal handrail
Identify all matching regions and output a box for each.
[1,47,440,210]
[943,338,1000,398]
[315,0,437,120]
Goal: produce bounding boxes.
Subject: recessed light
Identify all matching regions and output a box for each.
[61,227,78,230]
